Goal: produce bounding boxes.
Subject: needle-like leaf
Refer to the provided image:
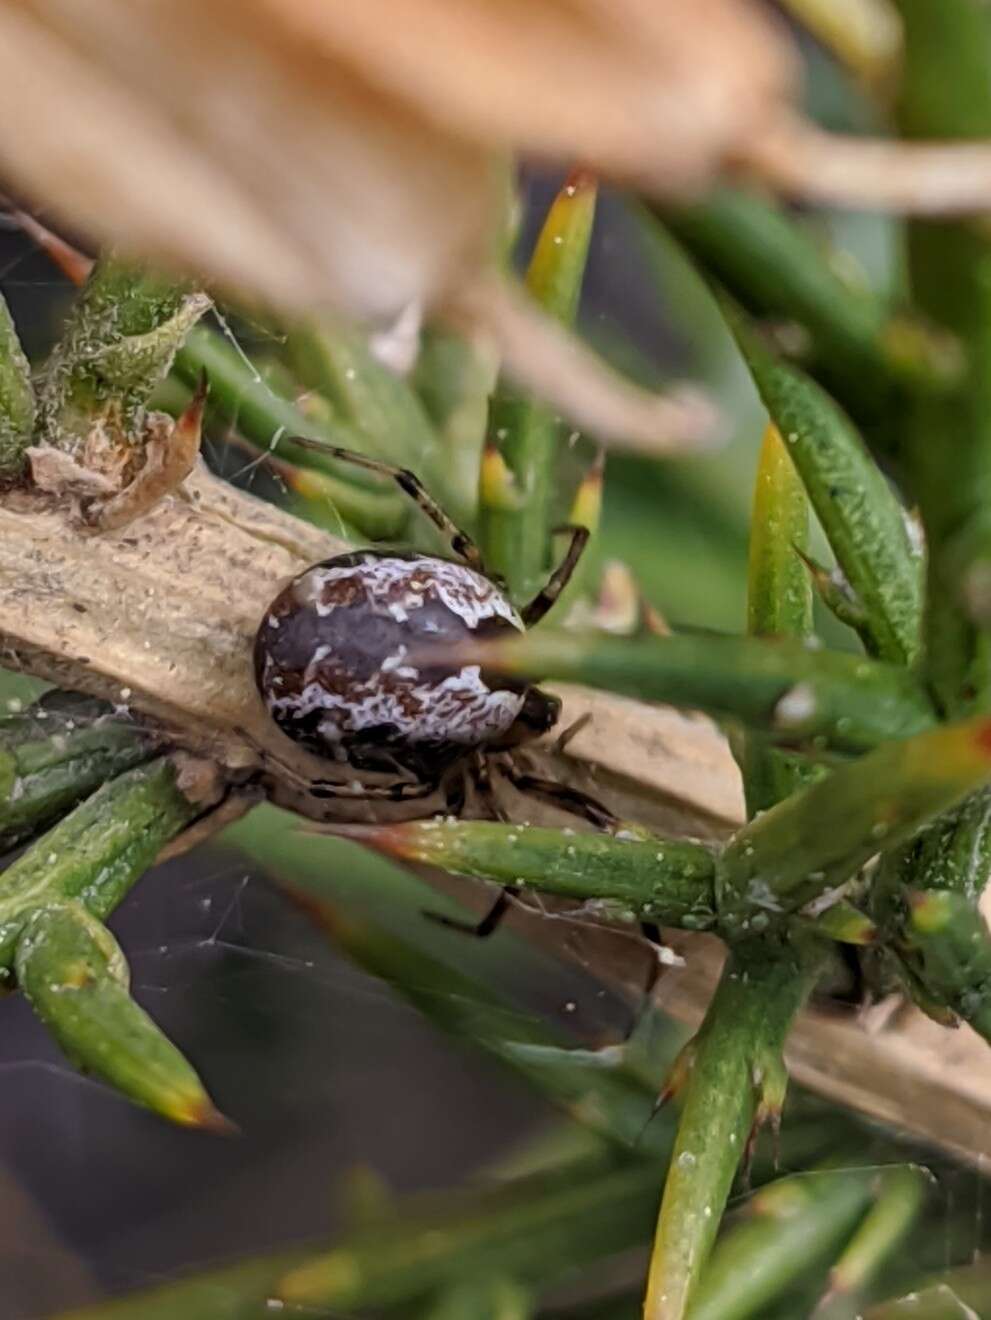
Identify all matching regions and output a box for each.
[734,317,923,666]
[459,628,935,753]
[0,757,199,976]
[481,170,598,602]
[337,819,717,931]
[15,900,225,1129]
[718,717,991,932]
[0,691,155,851]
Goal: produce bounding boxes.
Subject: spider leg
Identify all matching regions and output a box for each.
[286,436,484,570]
[498,761,619,831]
[425,886,519,939]
[423,757,519,938]
[307,778,439,803]
[639,921,664,1002]
[470,750,512,822]
[236,727,438,803]
[521,525,590,627]
[553,711,593,755]
[627,920,671,1040]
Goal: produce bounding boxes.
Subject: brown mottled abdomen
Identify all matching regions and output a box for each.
[254,550,527,778]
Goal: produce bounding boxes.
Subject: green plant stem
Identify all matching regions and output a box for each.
[734,318,923,666]
[422,1276,534,1320]
[58,1159,660,1320]
[281,892,674,1155]
[656,189,955,424]
[687,1168,875,1320]
[646,434,826,1320]
[481,171,597,602]
[344,819,717,929]
[38,256,209,451]
[717,715,991,932]
[15,900,222,1127]
[0,691,156,851]
[742,422,816,813]
[643,947,821,1319]
[818,1165,928,1313]
[0,289,34,477]
[0,757,199,978]
[468,629,935,753]
[172,325,406,538]
[286,318,453,515]
[340,820,871,944]
[895,0,991,714]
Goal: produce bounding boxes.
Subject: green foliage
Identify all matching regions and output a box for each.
[16,900,220,1127]
[0,690,155,850]
[644,949,823,1317]
[38,257,209,450]
[0,289,34,475]
[350,817,718,929]
[687,1168,878,1320]
[0,756,197,976]
[742,423,818,810]
[0,754,213,1125]
[482,172,598,602]
[286,317,452,516]
[173,324,407,538]
[733,317,923,665]
[469,627,935,752]
[9,16,991,1315]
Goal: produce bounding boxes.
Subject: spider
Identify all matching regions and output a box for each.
[253,437,625,939]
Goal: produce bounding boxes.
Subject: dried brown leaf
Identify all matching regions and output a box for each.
[7,2,991,454]
[0,1,496,321]
[266,0,794,195]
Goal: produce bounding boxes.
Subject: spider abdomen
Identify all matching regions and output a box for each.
[253,551,527,775]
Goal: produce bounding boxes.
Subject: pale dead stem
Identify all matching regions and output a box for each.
[0,460,739,825]
[0,466,342,783]
[0,466,985,1165]
[78,374,208,533]
[443,276,721,460]
[28,371,211,533]
[745,113,991,215]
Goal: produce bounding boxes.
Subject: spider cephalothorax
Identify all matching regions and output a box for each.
[252,438,583,801]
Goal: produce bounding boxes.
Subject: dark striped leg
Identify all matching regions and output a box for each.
[521,525,590,627]
[286,436,483,570]
[424,758,517,938]
[498,762,620,831]
[425,886,519,939]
